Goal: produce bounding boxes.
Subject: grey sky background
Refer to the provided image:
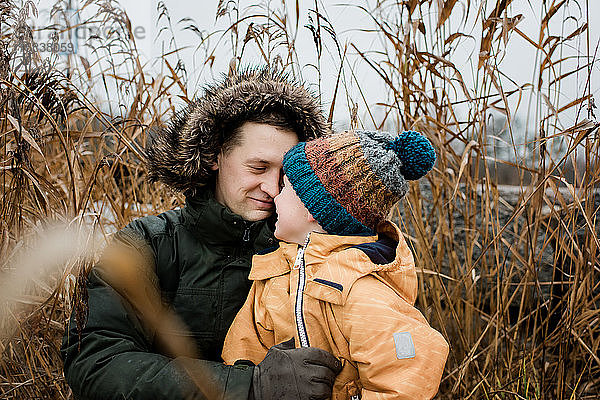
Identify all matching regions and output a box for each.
[30,0,599,133]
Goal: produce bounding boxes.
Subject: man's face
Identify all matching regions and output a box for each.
[213,122,299,222]
[273,175,317,244]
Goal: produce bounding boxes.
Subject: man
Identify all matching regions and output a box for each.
[61,68,341,399]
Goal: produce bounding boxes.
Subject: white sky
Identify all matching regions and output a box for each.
[29,0,600,132]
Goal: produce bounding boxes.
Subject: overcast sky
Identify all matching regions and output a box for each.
[30,0,600,131]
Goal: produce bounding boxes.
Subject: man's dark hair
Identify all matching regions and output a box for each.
[146,66,330,196]
[221,111,297,154]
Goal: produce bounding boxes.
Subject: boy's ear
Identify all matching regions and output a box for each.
[307,213,327,234]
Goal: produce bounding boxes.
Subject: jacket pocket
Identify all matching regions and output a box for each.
[169,287,218,337]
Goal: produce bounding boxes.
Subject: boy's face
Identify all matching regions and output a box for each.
[274,175,323,244]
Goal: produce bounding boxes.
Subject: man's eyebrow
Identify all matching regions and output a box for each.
[246,158,270,164]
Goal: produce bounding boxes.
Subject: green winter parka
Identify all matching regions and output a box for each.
[62,67,330,399]
[61,191,276,399]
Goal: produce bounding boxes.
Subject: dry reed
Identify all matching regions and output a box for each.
[1,0,599,399]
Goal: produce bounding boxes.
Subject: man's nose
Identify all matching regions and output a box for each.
[261,169,282,198]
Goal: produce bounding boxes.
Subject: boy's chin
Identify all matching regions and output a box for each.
[273,228,299,244]
[273,228,286,242]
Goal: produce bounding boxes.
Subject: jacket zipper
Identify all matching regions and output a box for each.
[294,234,311,348]
[294,234,360,399]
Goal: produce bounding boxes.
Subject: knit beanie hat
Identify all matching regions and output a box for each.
[282,130,435,236]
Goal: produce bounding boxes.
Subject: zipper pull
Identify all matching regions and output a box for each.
[293,247,304,269]
[293,233,310,269]
[242,226,251,242]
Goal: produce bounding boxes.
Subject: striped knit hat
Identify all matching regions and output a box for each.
[282,130,436,236]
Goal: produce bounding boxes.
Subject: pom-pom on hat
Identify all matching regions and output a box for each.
[282,130,436,236]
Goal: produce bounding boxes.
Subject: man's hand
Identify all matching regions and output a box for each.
[251,338,342,400]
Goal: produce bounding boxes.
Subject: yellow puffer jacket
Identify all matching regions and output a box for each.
[222,221,448,399]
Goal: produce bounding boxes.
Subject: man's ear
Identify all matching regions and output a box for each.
[210,153,221,171]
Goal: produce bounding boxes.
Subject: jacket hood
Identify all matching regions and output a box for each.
[250,221,418,305]
[146,67,331,195]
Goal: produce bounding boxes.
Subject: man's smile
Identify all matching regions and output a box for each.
[249,197,274,209]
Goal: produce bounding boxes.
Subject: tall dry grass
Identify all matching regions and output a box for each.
[1,0,599,399]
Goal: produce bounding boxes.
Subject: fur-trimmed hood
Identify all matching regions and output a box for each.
[146,67,331,195]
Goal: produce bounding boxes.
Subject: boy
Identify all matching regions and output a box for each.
[223,129,449,399]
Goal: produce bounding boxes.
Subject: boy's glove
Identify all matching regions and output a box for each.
[251,338,342,400]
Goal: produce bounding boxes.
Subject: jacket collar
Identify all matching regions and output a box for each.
[248,242,297,280]
[183,190,273,248]
[249,230,377,280]
[249,221,416,305]
[306,221,416,305]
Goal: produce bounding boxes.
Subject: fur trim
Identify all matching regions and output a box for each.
[146,67,330,194]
